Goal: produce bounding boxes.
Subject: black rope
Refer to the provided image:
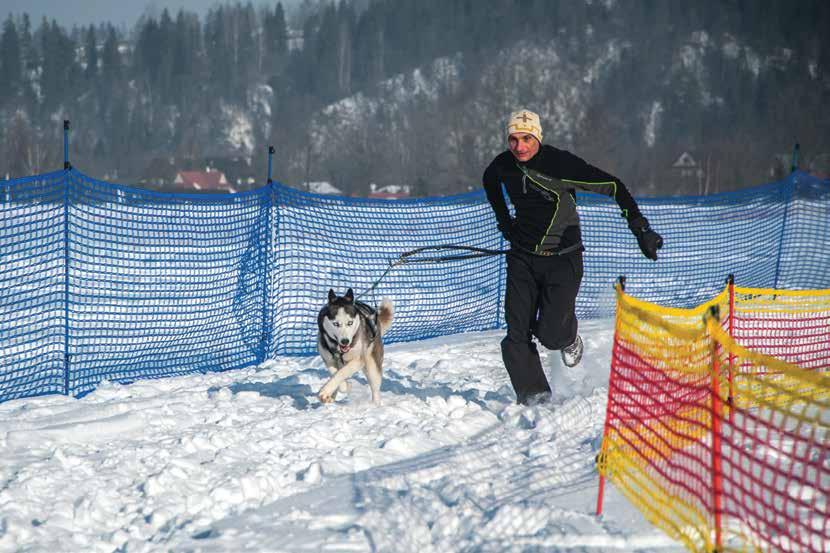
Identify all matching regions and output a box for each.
[355,240,584,301]
[397,245,510,264]
[355,245,510,300]
[355,261,398,301]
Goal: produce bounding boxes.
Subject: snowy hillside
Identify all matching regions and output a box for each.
[309,25,803,161]
[311,41,620,170]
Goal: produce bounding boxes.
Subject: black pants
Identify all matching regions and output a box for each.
[501,249,583,404]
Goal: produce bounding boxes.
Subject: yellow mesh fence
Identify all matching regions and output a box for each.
[597,282,830,553]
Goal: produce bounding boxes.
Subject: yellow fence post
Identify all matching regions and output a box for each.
[596,276,625,516]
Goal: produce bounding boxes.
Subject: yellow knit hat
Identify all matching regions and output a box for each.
[506,109,543,144]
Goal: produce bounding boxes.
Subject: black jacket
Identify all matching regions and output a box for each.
[482,144,643,254]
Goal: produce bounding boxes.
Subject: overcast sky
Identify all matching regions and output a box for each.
[0,0,301,28]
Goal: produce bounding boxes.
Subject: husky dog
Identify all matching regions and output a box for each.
[317,288,394,404]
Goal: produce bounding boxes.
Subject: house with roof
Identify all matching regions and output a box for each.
[304,181,344,195]
[173,168,235,193]
[660,150,710,195]
[368,183,411,199]
[671,152,703,179]
[203,156,258,190]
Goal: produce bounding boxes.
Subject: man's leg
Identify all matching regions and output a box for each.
[501,252,551,404]
[535,252,583,351]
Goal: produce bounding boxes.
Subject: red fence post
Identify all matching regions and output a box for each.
[727,275,735,421]
[708,306,724,551]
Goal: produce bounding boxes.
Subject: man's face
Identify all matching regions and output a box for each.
[508,133,540,162]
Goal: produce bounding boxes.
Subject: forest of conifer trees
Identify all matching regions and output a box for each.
[0,0,828,195]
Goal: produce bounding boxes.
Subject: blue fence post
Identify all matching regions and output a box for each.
[267,145,274,185]
[63,152,71,396]
[63,120,71,170]
[790,142,800,173]
[259,146,276,362]
[772,175,795,289]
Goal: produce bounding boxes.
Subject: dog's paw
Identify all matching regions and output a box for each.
[318,391,334,404]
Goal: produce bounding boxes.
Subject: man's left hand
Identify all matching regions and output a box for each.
[628,216,663,261]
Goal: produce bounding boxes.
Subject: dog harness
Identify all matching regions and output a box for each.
[354,301,380,341]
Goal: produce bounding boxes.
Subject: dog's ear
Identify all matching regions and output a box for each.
[344,288,354,303]
[328,289,337,303]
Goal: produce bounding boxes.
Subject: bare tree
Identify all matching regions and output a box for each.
[3,111,49,177]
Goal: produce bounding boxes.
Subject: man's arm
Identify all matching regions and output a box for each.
[553,149,642,222]
[482,162,514,238]
[554,148,663,260]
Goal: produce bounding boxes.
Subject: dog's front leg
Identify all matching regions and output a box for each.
[325,366,351,399]
[319,358,363,403]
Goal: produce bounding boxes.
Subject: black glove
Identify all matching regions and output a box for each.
[497,219,517,244]
[628,216,663,261]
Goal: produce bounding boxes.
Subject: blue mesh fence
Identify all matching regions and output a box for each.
[65,170,272,397]
[577,177,795,317]
[775,174,830,290]
[271,185,506,355]
[1,170,67,400]
[1,168,828,401]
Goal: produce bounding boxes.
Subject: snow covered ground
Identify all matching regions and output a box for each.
[0,319,684,552]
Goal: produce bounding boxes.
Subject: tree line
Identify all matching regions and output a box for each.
[0,0,828,195]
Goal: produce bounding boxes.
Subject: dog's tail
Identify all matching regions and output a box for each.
[377,298,394,336]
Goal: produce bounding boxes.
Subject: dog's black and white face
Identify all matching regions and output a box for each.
[322,288,362,354]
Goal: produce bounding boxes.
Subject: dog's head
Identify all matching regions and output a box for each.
[322,288,361,353]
